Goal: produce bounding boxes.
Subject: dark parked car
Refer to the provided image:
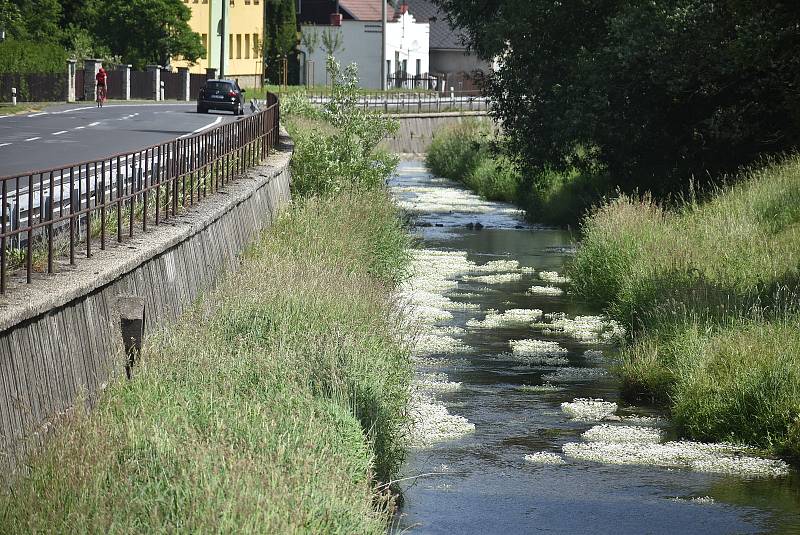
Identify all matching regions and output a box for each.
[197,79,246,115]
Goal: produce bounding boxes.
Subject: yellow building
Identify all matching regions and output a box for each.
[173,0,264,87]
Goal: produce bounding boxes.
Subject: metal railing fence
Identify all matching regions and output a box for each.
[0,93,281,295]
[303,90,489,114]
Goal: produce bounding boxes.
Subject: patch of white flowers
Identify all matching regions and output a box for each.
[562,441,790,478]
[561,398,618,421]
[526,285,564,296]
[582,424,664,444]
[467,308,543,329]
[538,271,571,284]
[462,273,523,285]
[510,339,569,356]
[539,315,626,343]
[408,392,475,448]
[524,452,567,465]
[414,372,463,393]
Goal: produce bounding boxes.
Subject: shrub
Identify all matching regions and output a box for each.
[286,57,399,198]
[0,39,66,74]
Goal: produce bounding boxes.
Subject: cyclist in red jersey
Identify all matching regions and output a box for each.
[95,67,107,106]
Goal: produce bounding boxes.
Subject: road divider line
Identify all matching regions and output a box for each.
[53,130,68,135]
[0,143,11,147]
[74,126,85,130]
[88,121,100,127]
[27,112,48,117]
[179,116,223,138]
[25,137,41,141]
[51,106,94,114]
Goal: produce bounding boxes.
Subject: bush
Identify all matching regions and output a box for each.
[286,58,399,198]
[426,119,491,181]
[0,39,66,74]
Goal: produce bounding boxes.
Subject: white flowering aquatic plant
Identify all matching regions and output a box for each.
[561,398,618,421]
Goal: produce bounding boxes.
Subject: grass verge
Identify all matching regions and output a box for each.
[569,154,800,461]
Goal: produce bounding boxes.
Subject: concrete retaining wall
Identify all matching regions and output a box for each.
[380,111,491,154]
[0,133,293,465]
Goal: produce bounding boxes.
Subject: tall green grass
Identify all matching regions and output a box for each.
[426,121,609,225]
[570,155,800,460]
[0,191,411,533]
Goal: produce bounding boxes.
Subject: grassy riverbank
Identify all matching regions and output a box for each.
[426,120,608,226]
[569,155,800,461]
[1,60,412,532]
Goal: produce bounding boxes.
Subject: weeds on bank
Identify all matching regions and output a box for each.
[570,155,800,460]
[426,121,608,225]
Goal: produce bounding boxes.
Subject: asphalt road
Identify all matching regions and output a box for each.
[0,103,245,178]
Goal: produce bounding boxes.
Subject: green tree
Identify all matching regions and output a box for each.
[93,0,204,69]
[263,0,297,84]
[434,0,800,197]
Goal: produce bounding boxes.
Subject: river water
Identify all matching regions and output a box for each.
[388,161,800,535]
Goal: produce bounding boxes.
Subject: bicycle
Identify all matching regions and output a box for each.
[96,84,106,107]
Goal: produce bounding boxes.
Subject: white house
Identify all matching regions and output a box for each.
[298,0,429,89]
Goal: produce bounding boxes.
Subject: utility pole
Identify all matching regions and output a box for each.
[381,0,387,90]
[219,0,227,78]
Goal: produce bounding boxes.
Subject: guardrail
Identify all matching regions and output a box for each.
[0,93,281,295]
[304,90,489,114]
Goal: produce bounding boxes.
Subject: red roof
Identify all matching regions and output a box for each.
[339,0,395,22]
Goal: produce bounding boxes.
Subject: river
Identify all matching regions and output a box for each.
[388,160,800,535]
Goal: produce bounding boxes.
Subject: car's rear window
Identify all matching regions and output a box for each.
[205,81,233,91]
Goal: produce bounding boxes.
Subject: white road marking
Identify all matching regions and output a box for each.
[25,137,41,141]
[74,126,85,130]
[0,142,11,147]
[179,116,223,138]
[51,106,93,114]
[53,130,68,135]
[88,121,100,127]
[27,112,48,117]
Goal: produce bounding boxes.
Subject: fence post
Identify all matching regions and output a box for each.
[177,67,190,101]
[84,58,101,103]
[122,64,131,100]
[66,59,76,102]
[205,67,218,80]
[146,64,161,101]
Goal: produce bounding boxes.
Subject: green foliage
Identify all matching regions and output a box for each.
[264,0,297,84]
[0,192,411,532]
[435,0,800,198]
[11,0,63,42]
[570,154,800,458]
[0,39,67,74]
[426,121,608,224]
[287,57,399,198]
[92,0,203,69]
[426,120,490,183]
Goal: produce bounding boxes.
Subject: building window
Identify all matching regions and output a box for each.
[416,58,421,76]
[254,0,259,5]
[253,34,259,57]
[296,0,301,14]
[229,35,234,59]
[245,0,250,4]
[201,34,208,59]
[244,34,250,59]
[236,34,242,59]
